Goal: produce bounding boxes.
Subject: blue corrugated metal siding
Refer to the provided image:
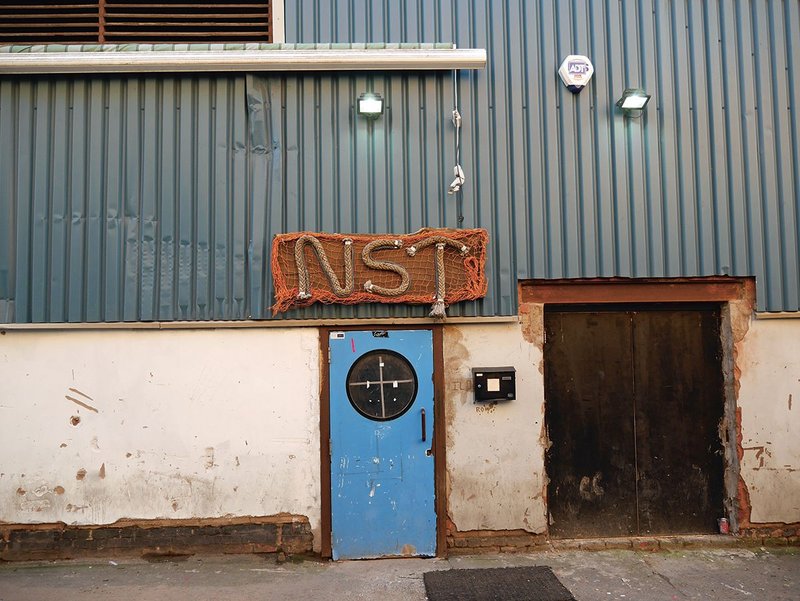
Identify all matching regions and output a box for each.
[1,1,799,322]
[0,71,486,321]
[285,0,800,312]
[0,76,250,322]
[247,72,490,320]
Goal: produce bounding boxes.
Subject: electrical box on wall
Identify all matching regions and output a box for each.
[472,367,516,402]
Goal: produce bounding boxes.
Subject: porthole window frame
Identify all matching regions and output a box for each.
[344,349,419,422]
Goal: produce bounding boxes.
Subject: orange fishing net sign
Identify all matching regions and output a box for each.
[271,228,488,317]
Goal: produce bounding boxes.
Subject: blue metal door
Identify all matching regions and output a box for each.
[329,329,436,560]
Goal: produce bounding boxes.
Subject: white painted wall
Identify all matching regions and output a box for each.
[0,328,321,545]
[737,317,800,524]
[2,312,795,548]
[443,322,547,533]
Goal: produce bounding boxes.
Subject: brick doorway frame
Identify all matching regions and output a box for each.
[518,276,756,535]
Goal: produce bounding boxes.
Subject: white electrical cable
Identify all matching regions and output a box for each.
[448,68,465,195]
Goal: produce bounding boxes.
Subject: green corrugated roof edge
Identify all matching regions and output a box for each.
[0,42,455,53]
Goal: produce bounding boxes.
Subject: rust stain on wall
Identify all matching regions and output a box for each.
[76,469,87,481]
[69,416,81,426]
[443,326,471,433]
[539,420,551,453]
[400,543,416,556]
[741,446,773,470]
[519,303,544,350]
[737,476,754,529]
[735,407,753,527]
[68,387,94,401]
[519,302,544,375]
[98,464,106,479]
[53,486,65,495]
[65,395,98,413]
[727,288,755,533]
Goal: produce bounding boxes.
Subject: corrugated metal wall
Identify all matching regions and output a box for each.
[0,72,474,322]
[0,76,251,322]
[1,1,799,322]
[3,71,465,322]
[247,72,491,319]
[285,0,800,313]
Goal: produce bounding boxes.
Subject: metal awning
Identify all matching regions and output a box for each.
[0,43,486,74]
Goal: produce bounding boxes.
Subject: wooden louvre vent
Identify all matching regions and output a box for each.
[0,1,272,44]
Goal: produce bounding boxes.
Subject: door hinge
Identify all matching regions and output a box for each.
[328,347,331,364]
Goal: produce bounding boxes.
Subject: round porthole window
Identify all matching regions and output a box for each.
[346,350,418,421]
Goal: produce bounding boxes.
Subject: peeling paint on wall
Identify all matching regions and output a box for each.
[737,317,800,526]
[0,328,322,551]
[444,322,546,534]
[519,304,544,350]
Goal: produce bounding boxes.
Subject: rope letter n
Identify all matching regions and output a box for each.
[294,235,354,299]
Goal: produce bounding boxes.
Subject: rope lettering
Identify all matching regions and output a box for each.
[362,239,411,297]
[294,235,354,299]
[408,237,469,317]
[272,228,488,316]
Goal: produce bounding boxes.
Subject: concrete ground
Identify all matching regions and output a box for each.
[0,547,798,601]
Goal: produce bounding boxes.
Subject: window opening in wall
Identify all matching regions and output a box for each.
[346,350,419,422]
[0,1,274,45]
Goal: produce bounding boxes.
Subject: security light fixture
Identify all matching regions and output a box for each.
[616,88,651,117]
[357,92,384,119]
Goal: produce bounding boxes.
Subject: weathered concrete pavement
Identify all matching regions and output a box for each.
[0,547,797,600]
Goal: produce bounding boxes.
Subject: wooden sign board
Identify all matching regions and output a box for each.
[271,228,488,316]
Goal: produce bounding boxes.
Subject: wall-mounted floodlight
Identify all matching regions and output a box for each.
[616,88,651,117]
[357,92,384,119]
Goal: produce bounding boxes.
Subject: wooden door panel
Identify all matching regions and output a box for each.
[545,311,637,537]
[632,309,724,534]
[545,306,725,538]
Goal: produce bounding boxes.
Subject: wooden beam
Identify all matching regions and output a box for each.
[519,277,755,305]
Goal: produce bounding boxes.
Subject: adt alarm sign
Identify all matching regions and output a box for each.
[558,55,594,94]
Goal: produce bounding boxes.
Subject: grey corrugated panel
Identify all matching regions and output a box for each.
[0,79,15,322]
[286,0,800,312]
[0,76,251,322]
[1,1,799,322]
[245,72,491,319]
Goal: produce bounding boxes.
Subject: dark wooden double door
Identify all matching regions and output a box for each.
[545,305,725,537]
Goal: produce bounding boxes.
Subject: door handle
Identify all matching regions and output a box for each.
[421,408,426,442]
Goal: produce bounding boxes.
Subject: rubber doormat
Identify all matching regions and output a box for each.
[423,566,576,601]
